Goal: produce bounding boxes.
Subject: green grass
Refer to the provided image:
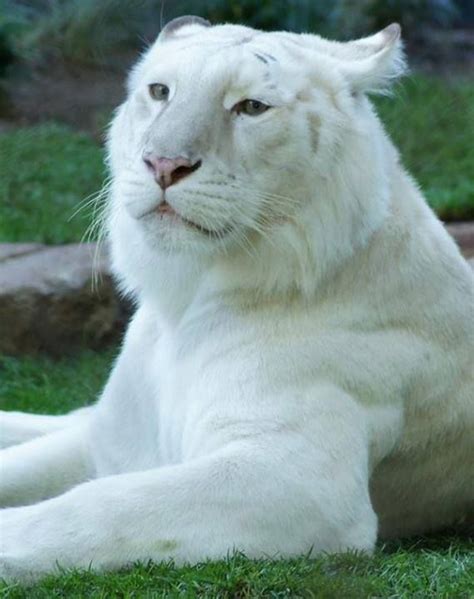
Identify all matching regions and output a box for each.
[0,123,105,244]
[0,349,115,415]
[0,350,473,597]
[1,544,473,598]
[0,75,473,246]
[375,76,474,221]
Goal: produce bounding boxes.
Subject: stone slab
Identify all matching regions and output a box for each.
[0,243,44,263]
[0,243,110,294]
[0,243,130,355]
[0,222,472,355]
[446,222,474,258]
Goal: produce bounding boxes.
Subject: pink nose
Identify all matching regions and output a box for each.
[143,154,201,190]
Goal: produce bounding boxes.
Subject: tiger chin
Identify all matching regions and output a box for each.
[0,16,472,582]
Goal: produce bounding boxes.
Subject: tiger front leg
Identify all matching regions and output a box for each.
[0,385,378,582]
[0,406,94,449]
[0,424,95,508]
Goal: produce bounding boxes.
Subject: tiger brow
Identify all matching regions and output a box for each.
[253,52,278,64]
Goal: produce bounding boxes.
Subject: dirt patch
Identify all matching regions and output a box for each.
[1,56,133,138]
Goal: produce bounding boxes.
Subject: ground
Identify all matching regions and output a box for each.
[0,72,473,596]
[0,350,473,598]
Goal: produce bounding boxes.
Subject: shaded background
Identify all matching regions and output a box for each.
[0,0,474,248]
[1,1,473,131]
[0,0,473,243]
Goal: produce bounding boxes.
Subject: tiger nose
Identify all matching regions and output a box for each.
[143,154,202,190]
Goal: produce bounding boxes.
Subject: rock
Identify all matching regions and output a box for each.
[0,243,130,356]
[446,222,474,258]
[0,223,472,356]
[0,243,43,262]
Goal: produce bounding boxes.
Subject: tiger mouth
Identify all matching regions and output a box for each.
[180,215,231,238]
[146,200,232,238]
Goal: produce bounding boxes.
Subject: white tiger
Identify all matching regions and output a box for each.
[1,16,472,582]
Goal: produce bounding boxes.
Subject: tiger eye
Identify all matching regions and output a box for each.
[149,83,170,101]
[233,99,270,116]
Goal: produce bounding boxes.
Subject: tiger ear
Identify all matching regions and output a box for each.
[342,24,406,94]
[158,15,211,42]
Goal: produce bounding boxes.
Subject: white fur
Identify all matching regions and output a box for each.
[1,20,473,582]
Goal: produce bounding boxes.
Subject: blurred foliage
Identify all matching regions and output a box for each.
[0,2,31,73]
[0,0,462,69]
[366,0,459,34]
[174,0,340,35]
[1,0,155,66]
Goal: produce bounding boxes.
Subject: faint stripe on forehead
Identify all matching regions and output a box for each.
[253,52,269,64]
[264,34,308,62]
[253,51,278,64]
[232,35,254,46]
